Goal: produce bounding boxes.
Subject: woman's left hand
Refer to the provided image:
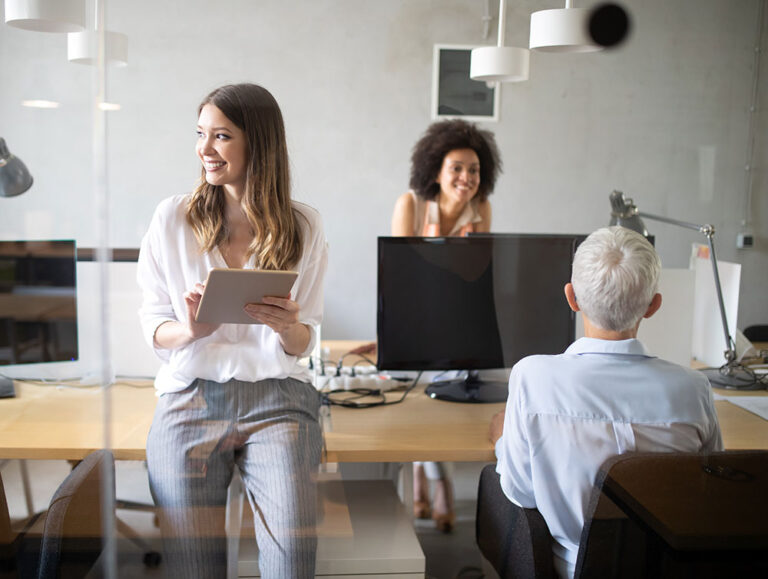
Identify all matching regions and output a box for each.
[244,295,310,356]
[244,295,299,333]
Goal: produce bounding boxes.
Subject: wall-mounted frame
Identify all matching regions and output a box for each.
[432,44,499,122]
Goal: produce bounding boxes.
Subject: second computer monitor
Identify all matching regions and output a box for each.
[376,234,584,402]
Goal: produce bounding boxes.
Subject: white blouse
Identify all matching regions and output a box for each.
[137,194,328,394]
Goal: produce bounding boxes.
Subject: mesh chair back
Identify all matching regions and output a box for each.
[37,450,113,579]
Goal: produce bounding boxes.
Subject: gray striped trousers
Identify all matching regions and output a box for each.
[146,377,323,578]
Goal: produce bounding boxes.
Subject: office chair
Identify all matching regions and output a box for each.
[2,468,54,578]
[475,464,556,579]
[36,449,112,578]
[589,451,768,578]
[1,453,161,578]
[1,450,113,578]
[476,463,668,578]
[1,470,21,579]
[477,452,768,578]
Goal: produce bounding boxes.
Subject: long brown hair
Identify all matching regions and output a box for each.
[186,83,302,270]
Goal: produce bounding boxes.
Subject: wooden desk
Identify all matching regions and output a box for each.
[0,381,153,461]
[0,381,766,462]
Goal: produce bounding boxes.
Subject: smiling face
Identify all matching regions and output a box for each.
[435,148,481,206]
[196,103,248,197]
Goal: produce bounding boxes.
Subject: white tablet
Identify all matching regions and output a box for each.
[195,268,298,324]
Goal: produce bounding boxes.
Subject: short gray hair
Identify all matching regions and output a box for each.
[571,226,661,332]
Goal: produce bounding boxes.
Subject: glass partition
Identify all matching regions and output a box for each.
[2,1,766,577]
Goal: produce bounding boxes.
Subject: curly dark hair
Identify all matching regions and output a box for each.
[409,119,502,201]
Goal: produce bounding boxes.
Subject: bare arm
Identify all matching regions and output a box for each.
[153,282,220,349]
[391,192,416,236]
[489,409,505,444]
[476,199,492,233]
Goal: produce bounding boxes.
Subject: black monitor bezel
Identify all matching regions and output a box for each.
[376,233,586,373]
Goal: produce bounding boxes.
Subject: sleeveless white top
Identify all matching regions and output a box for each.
[407,190,482,237]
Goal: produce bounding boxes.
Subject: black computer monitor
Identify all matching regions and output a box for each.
[376,234,584,403]
[0,240,78,390]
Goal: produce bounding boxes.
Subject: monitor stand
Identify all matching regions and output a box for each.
[425,370,508,403]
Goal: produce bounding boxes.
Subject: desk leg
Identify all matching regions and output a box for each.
[19,460,34,517]
[400,462,414,520]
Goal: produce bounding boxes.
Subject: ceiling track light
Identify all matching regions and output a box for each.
[4,0,85,33]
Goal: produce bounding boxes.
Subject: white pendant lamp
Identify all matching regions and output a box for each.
[4,0,85,33]
[67,0,127,66]
[529,0,602,52]
[68,29,127,66]
[471,0,529,83]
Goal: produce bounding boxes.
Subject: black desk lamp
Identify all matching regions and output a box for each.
[0,138,33,198]
[609,190,761,390]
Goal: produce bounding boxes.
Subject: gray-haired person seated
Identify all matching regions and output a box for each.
[489,226,723,578]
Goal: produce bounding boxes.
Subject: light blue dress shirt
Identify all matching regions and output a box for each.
[495,337,723,578]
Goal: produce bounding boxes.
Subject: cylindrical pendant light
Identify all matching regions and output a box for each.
[529,1,602,52]
[4,0,85,33]
[67,0,127,66]
[68,29,127,66]
[471,0,530,83]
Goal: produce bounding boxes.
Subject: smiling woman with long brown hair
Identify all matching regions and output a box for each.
[137,83,328,578]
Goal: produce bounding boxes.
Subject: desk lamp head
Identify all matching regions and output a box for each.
[609,190,648,237]
[0,138,33,198]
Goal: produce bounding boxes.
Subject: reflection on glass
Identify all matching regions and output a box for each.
[0,240,78,366]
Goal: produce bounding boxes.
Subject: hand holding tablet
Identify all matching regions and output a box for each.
[195,268,298,324]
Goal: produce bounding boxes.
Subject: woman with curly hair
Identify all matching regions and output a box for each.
[392,118,501,237]
[138,83,327,578]
[392,118,502,532]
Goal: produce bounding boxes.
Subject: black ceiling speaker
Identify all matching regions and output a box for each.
[589,3,632,48]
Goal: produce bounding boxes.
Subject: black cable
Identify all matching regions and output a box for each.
[321,371,422,409]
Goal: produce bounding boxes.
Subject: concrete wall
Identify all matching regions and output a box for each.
[1,1,766,357]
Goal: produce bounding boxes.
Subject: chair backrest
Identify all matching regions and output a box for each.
[574,456,648,578]
[37,450,114,579]
[479,452,768,578]
[576,451,768,578]
[476,463,555,579]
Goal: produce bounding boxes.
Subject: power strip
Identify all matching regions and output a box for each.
[316,374,401,392]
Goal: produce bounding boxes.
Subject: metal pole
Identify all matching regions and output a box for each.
[705,233,735,363]
[497,0,506,47]
[637,211,707,234]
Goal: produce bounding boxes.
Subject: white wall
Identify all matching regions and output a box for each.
[1,0,766,349]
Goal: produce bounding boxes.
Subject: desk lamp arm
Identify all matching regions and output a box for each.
[638,212,734,362]
[609,191,734,365]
